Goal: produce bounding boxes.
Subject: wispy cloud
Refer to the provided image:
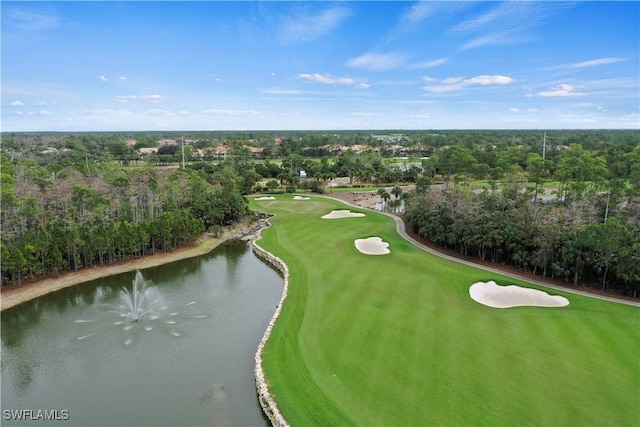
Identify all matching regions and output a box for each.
[298,73,369,89]
[5,8,60,32]
[114,94,166,104]
[9,100,25,107]
[346,52,406,71]
[569,57,627,69]
[400,2,436,25]
[453,2,573,50]
[533,84,585,98]
[279,6,352,43]
[410,58,449,69]
[423,75,515,93]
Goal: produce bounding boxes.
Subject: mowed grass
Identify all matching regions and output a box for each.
[249,195,640,426]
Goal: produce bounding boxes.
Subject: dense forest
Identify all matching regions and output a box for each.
[406,138,640,297]
[0,153,253,286]
[2,129,639,297]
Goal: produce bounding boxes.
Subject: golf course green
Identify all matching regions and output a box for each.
[249,195,639,426]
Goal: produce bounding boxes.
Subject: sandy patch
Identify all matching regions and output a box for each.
[254,196,276,200]
[469,281,569,308]
[293,196,310,200]
[355,237,390,255]
[321,210,366,219]
[1,223,254,311]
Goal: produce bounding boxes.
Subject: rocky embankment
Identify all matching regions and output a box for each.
[250,217,290,427]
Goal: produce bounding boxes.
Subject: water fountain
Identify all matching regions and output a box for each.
[78,270,205,345]
[111,270,159,322]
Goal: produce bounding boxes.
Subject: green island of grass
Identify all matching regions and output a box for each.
[249,194,639,426]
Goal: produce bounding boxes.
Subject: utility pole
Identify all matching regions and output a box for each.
[542,131,547,172]
[181,135,185,170]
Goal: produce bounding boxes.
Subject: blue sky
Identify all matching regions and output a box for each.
[2,1,638,131]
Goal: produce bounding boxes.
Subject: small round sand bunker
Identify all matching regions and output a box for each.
[321,210,365,219]
[254,196,276,200]
[469,281,569,308]
[293,196,310,200]
[354,237,390,255]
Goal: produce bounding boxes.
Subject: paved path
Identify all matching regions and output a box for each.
[322,194,640,308]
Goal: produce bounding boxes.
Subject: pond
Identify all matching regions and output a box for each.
[1,240,283,426]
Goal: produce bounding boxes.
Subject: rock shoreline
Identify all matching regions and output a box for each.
[250,217,290,427]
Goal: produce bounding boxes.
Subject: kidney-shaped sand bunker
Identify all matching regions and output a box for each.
[469,280,569,308]
[354,237,390,255]
[321,210,365,219]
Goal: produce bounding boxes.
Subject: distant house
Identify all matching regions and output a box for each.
[138,147,159,155]
[213,145,227,159]
[247,146,264,159]
[137,147,159,159]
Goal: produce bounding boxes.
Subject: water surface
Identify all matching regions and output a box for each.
[1,240,282,426]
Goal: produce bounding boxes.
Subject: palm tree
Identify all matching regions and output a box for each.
[377,187,387,203]
[391,186,403,200]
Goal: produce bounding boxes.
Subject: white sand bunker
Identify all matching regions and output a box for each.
[469,281,569,308]
[293,196,310,200]
[321,210,365,219]
[254,196,276,200]
[355,237,390,255]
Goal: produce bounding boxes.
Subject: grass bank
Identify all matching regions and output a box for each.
[249,194,639,426]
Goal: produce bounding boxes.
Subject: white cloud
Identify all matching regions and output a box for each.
[26,110,53,116]
[9,100,25,107]
[346,52,406,71]
[569,57,626,69]
[141,94,166,104]
[115,95,137,103]
[115,94,166,104]
[298,73,365,87]
[423,75,514,93]
[98,75,107,82]
[467,75,514,85]
[118,76,128,81]
[509,108,520,113]
[535,84,585,97]
[280,6,352,43]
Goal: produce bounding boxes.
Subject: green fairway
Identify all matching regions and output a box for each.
[249,195,640,426]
